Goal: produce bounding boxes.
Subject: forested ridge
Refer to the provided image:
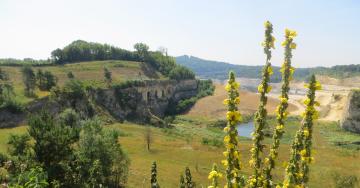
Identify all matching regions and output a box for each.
[176,55,360,81]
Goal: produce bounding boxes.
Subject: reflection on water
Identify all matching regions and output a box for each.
[237,121,254,138]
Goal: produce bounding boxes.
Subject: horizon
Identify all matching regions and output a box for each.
[1,0,360,68]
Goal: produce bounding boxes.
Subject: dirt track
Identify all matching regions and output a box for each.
[187,81,353,122]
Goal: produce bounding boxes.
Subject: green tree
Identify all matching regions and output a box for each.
[169,66,195,80]
[134,43,149,61]
[21,66,36,97]
[28,110,75,183]
[76,119,130,187]
[36,70,57,91]
[7,134,31,158]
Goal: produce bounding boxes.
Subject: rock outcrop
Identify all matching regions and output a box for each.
[93,79,198,123]
[0,79,199,127]
[341,90,360,133]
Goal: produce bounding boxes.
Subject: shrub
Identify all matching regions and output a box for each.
[201,137,223,147]
[169,65,195,80]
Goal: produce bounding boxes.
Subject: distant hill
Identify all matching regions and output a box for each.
[176,55,360,82]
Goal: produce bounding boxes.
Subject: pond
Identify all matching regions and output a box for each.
[237,121,254,138]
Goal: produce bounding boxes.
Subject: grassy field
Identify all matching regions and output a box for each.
[0,117,359,187]
[1,60,163,103]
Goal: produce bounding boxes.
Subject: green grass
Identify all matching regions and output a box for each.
[0,117,359,187]
[0,126,27,154]
[1,60,164,104]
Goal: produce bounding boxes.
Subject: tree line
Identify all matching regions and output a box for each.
[51,40,195,80]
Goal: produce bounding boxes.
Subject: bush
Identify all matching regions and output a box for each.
[169,65,195,80]
[201,137,223,147]
[1,99,25,113]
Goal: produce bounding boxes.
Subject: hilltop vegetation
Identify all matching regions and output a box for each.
[176,55,360,81]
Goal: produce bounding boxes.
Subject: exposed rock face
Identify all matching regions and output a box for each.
[93,79,198,123]
[341,90,360,133]
[0,79,198,127]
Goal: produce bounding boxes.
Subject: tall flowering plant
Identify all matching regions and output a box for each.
[262,28,297,187]
[222,71,244,187]
[248,21,275,188]
[283,75,320,188]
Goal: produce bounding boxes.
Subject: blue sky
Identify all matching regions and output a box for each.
[0,0,359,67]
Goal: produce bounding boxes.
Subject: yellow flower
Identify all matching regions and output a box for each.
[224,135,230,143]
[315,81,322,90]
[303,129,309,137]
[285,29,297,39]
[300,149,307,156]
[267,66,274,76]
[226,111,241,122]
[290,66,295,75]
[303,98,310,105]
[281,40,288,47]
[264,21,272,28]
[234,97,240,104]
[280,97,288,103]
[270,36,276,49]
[290,42,297,49]
[249,159,255,167]
[223,151,229,157]
[223,99,230,105]
[232,81,240,89]
[225,84,231,92]
[276,124,284,130]
[258,84,263,93]
[266,85,272,93]
[221,160,228,166]
[223,126,230,132]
